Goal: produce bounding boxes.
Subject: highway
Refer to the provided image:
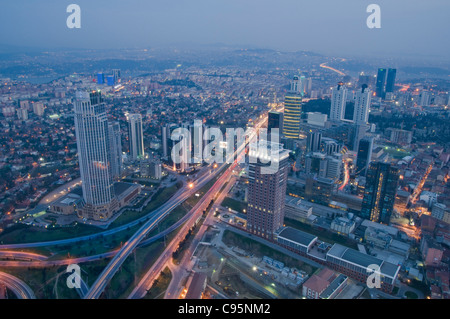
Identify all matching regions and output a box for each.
[319,62,346,76]
[75,277,90,298]
[164,175,237,299]
[85,111,268,299]
[0,166,214,250]
[0,250,117,268]
[0,271,36,299]
[0,204,214,268]
[83,162,230,299]
[0,250,49,261]
[128,112,273,299]
[128,169,236,299]
[0,109,270,299]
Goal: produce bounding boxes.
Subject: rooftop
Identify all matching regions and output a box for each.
[342,248,383,268]
[303,275,329,294]
[320,274,347,299]
[277,227,317,247]
[327,244,400,278]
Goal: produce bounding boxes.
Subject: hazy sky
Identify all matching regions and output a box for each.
[1,0,449,59]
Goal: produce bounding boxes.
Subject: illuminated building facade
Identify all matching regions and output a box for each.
[361,162,400,224]
[282,76,303,139]
[74,91,118,220]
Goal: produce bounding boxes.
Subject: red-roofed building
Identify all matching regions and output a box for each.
[302,268,339,299]
[302,274,330,299]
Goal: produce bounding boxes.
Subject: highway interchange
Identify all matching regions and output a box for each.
[0,111,270,299]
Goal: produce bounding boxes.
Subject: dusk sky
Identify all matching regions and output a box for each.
[1,0,449,59]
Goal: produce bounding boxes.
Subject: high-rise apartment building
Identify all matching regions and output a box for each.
[128,113,144,161]
[108,122,123,179]
[32,102,45,116]
[353,85,371,125]
[330,82,347,122]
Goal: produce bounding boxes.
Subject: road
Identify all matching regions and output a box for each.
[128,169,235,299]
[0,166,213,250]
[319,62,346,76]
[85,108,269,299]
[0,250,118,268]
[0,202,215,268]
[127,111,273,299]
[129,171,236,299]
[0,250,49,261]
[0,271,36,299]
[39,177,82,205]
[338,160,350,191]
[83,161,230,299]
[166,175,238,299]
[409,164,433,205]
[0,108,270,298]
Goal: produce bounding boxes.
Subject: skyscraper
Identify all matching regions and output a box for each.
[97,72,105,84]
[246,142,290,240]
[353,84,371,125]
[299,76,306,96]
[302,77,312,95]
[128,113,144,161]
[107,75,115,86]
[385,68,397,94]
[112,69,121,83]
[161,124,173,160]
[108,122,123,179]
[355,137,373,176]
[74,91,118,220]
[330,82,347,122]
[375,68,387,98]
[282,76,303,140]
[268,111,283,142]
[268,111,283,134]
[351,124,369,151]
[306,131,322,153]
[361,162,400,224]
[375,68,396,99]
